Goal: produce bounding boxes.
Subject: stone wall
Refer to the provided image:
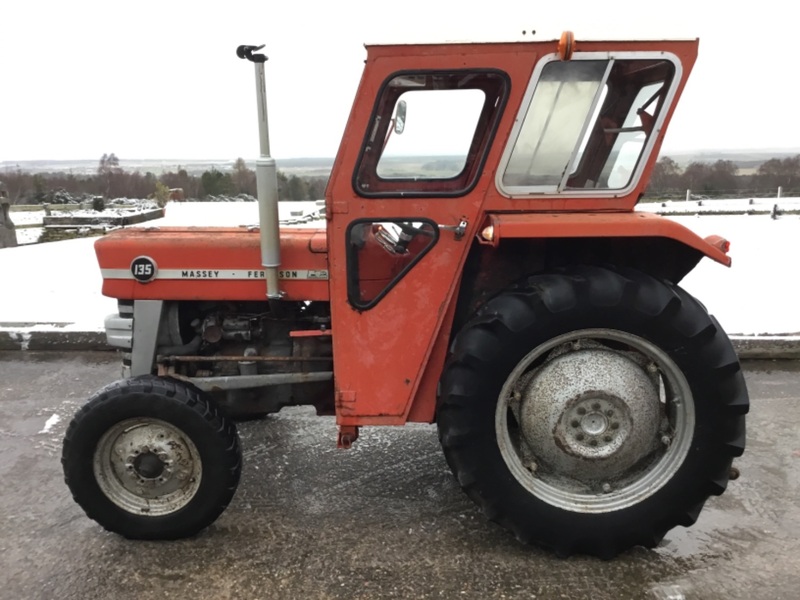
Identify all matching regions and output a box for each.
[0,200,19,248]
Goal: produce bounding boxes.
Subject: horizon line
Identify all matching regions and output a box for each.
[4,147,800,165]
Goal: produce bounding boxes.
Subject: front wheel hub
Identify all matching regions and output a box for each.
[132,451,166,479]
[94,418,203,515]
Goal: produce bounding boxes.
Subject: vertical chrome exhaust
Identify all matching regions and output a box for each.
[237,44,281,301]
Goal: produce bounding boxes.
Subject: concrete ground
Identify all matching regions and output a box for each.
[0,352,798,600]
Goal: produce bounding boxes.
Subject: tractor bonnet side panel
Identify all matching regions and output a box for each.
[96,227,329,301]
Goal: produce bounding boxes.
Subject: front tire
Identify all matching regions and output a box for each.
[437,266,748,558]
[62,375,241,539]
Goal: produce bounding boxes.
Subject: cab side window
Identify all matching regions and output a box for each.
[355,70,508,198]
[500,56,677,195]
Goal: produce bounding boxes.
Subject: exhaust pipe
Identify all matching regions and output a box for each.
[237,44,281,301]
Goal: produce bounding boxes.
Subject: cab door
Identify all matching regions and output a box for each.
[326,57,511,425]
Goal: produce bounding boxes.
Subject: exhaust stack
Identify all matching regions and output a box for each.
[237,44,281,301]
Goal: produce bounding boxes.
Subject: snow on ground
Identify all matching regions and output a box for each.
[10,210,45,245]
[11,200,161,246]
[638,196,800,215]
[15,227,42,245]
[158,200,324,227]
[0,236,116,330]
[668,213,800,335]
[1,201,798,335]
[9,210,46,226]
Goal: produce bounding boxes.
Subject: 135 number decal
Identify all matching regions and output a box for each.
[130,256,157,283]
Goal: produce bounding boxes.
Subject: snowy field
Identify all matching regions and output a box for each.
[1,200,798,336]
[9,200,161,245]
[638,196,800,216]
[668,214,799,335]
[9,210,45,245]
[9,200,321,245]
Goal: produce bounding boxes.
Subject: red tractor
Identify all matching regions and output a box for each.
[61,33,748,558]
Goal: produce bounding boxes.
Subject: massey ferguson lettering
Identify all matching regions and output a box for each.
[247,270,329,280]
[181,270,220,279]
[102,268,331,281]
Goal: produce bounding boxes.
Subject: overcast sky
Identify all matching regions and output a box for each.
[2,0,797,162]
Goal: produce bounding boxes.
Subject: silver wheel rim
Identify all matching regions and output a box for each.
[495,328,694,513]
[93,418,202,516]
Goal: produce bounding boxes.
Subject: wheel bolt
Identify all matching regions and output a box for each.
[611,422,619,430]
[661,435,671,446]
[589,440,598,447]
[577,407,586,415]
[591,403,601,411]
[602,483,612,493]
[576,433,585,441]
[571,420,579,428]
[603,436,612,443]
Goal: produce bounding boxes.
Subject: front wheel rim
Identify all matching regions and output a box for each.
[93,418,203,516]
[495,328,695,514]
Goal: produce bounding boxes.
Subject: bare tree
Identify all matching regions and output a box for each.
[98,153,123,198]
[231,158,256,195]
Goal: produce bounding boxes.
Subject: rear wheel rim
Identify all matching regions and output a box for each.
[495,328,694,513]
[93,418,203,516]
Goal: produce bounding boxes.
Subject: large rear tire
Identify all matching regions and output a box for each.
[62,375,241,539]
[437,266,748,558]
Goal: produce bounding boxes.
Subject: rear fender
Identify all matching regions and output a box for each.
[452,212,731,327]
[479,212,730,267]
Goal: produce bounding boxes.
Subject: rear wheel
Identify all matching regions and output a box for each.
[62,375,241,539]
[437,266,748,558]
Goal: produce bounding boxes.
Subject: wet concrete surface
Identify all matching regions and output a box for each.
[0,353,798,600]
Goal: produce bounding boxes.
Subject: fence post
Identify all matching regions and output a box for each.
[777,186,782,199]
[685,189,691,201]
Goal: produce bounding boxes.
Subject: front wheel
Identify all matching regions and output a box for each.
[437,266,748,558]
[62,375,242,539]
